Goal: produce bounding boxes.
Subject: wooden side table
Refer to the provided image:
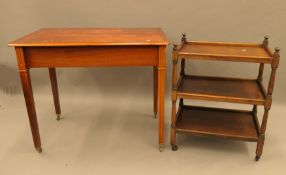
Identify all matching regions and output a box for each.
[8,28,169,152]
[171,34,280,161]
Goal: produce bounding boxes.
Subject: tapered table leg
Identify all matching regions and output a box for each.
[49,68,61,120]
[15,47,42,153]
[153,66,158,118]
[157,46,166,152]
[19,69,42,152]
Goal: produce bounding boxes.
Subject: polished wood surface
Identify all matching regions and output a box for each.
[178,41,273,63]
[177,75,265,105]
[8,28,169,46]
[25,46,159,68]
[176,105,259,141]
[10,28,168,152]
[171,34,280,160]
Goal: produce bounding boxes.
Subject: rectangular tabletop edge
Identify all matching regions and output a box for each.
[8,42,169,47]
[8,28,169,47]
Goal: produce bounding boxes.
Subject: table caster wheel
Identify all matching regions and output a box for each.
[154,113,157,119]
[36,146,42,153]
[159,144,164,152]
[56,114,61,121]
[255,156,260,161]
[171,145,178,151]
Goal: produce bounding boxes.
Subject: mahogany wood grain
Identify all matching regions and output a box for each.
[24,46,159,68]
[8,28,169,47]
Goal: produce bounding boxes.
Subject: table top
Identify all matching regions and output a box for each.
[8,28,169,47]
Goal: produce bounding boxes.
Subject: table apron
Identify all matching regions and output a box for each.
[23,46,159,68]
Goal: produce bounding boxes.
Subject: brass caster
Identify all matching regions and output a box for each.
[159,144,164,152]
[56,114,61,121]
[36,146,42,153]
[255,156,260,161]
[154,113,157,119]
[171,145,178,151]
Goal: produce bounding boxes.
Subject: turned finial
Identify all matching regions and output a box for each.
[274,47,280,58]
[275,47,280,53]
[272,47,280,68]
[263,35,269,47]
[181,33,187,43]
[173,43,178,51]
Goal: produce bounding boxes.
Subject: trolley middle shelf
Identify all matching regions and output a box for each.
[176,75,266,105]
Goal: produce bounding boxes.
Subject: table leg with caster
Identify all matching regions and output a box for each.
[153,66,158,119]
[49,68,61,121]
[16,47,42,153]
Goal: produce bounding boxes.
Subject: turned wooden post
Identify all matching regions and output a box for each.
[180,33,187,76]
[172,44,179,92]
[181,33,187,43]
[257,36,268,82]
[180,59,185,76]
[180,33,187,105]
[171,44,178,150]
[266,47,280,96]
[257,64,264,82]
[255,36,269,116]
[256,47,280,161]
[252,105,257,115]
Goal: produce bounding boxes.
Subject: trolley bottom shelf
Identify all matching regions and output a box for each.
[175,105,260,141]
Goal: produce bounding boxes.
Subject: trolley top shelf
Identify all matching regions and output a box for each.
[176,41,274,63]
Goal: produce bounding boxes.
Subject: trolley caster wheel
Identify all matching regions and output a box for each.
[56,114,61,121]
[36,146,42,153]
[159,144,164,152]
[171,145,178,151]
[255,156,260,161]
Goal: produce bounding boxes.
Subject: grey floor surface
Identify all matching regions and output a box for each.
[0,74,286,175]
